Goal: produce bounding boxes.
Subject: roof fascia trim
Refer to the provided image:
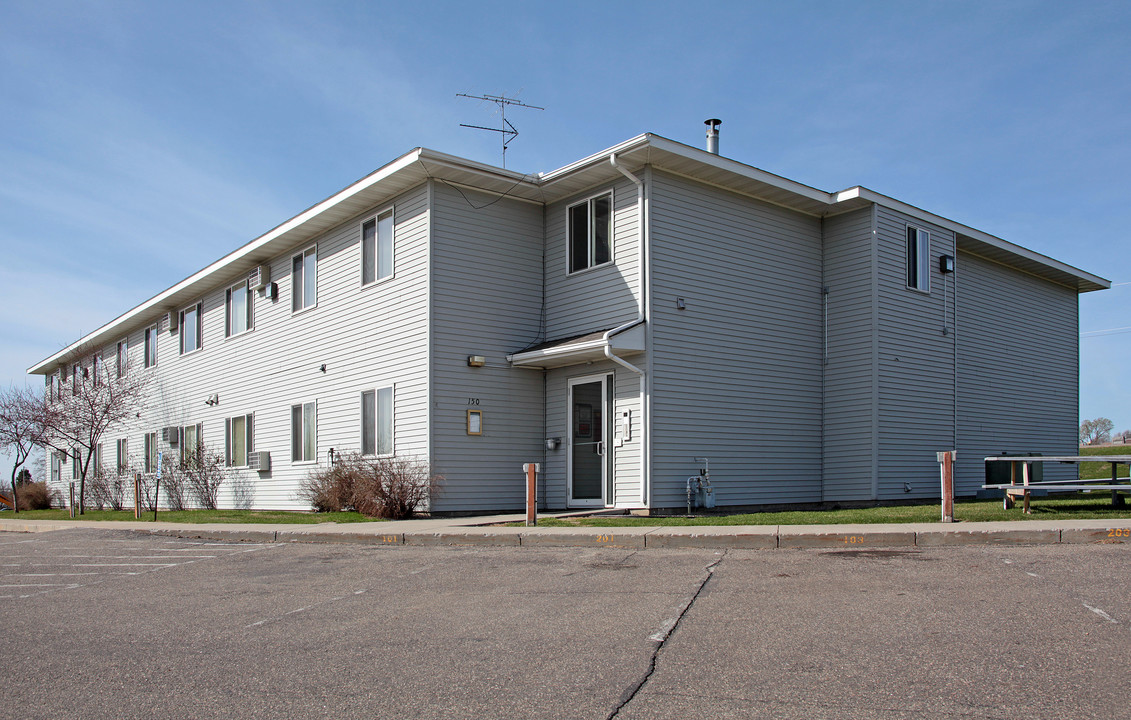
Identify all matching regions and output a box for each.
[837,186,1110,292]
[29,148,430,375]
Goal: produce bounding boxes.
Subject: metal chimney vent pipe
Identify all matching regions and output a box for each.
[704,118,722,154]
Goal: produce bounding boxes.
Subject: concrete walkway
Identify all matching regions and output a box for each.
[2,513,1130,549]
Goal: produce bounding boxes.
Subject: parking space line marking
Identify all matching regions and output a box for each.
[1082,603,1119,624]
[246,589,367,629]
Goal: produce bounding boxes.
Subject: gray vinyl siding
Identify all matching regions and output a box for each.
[874,206,957,499]
[649,171,824,508]
[65,183,432,510]
[544,177,641,340]
[821,208,876,501]
[543,362,642,509]
[429,181,546,512]
[955,250,1079,492]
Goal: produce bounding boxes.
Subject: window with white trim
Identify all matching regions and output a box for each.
[116,438,128,475]
[144,325,157,368]
[568,192,612,273]
[144,431,158,474]
[92,353,103,387]
[225,413,254,467]
[180,302,202,354]
[361,386,393,456]
[180,423,202,468]
[51,452,61,484]
[71,449,80,480]
[906,226,931,292]
[71,363,80,395]
[361,209,394,286]
[116,339,128,378]
[291,402,317,462]
[292,246,317,312]
[226,280,252,337]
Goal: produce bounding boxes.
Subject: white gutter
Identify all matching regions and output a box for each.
[606,154,650,508]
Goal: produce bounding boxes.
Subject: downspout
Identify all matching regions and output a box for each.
[605,154,649,508]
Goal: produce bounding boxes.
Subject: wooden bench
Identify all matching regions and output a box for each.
[983,456,1131,513]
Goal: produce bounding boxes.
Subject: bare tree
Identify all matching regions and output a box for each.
[1079,417,1114,446]
[38,344,149,514]
[0,384,47,514]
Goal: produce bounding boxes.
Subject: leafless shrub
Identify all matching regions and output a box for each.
[13,481,57,510]
[229,472,256,510]
[182,442,227,510]
[299,453,440,519]
[160,455,188,511]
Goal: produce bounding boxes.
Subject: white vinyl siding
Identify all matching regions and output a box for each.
[292,246,317,312]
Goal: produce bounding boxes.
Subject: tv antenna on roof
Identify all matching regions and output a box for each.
[457,92,544,168]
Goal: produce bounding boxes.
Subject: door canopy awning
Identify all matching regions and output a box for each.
[507,325,645,369]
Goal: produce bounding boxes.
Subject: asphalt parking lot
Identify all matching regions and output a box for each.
[1,529,1127,719]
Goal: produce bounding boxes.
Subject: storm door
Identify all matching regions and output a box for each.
[568,374,611,507]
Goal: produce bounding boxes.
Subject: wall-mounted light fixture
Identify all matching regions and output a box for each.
[204,393,219,407]
[319,364,327,373]
[676,297,686,310]
[939,254,955,273]
[467,355,486,367]
[545,437,561,451]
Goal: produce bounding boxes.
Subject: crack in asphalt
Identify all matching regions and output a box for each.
[605,553,724,720]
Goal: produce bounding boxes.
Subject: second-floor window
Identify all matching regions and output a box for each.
[117,339,128,378]
[145,325,157,368]
[906,226,931,293]
[292,246,317,312]
[568,192,612,273]
[180,302,202,354]
[361,209,394,286]
[226,280,252,337]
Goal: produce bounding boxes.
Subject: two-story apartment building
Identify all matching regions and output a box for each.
[29,131,1109,513]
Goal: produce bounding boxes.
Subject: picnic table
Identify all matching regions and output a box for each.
[982,455,1131,513]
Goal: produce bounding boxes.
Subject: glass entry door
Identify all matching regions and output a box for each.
[569,375,609,507]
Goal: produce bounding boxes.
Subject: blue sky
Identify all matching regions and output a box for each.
[2,0,1129,474]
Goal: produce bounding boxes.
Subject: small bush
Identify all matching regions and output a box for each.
[182,443,227,510]
[159,456,188,511]
[299,453,440,519]
[15,481,58,510]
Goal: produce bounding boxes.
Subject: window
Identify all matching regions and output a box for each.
[226,280,252,337]
[144,431,158,474]
[71,363,80,395]
[291,402,317,462]
[116,339,128,378]
[144,325,157,368]
[116,438,128,475]
[51,452,61,484]
[93,443,103,475]
[225,414,255,467]
[180,302,202,354]
[47,373,57,402]
[92,353,103,386]
[906,226,931,292]
[361,209,394,285]
[180,423,202,468]
[292,246,317,312]
[568,192,612,273]
[361,387,393,456]
[71,450,80,480]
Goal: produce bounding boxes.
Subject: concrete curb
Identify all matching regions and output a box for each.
[3,518,1131,550]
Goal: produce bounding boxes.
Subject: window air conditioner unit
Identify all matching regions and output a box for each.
[249,265,271,290]
[164,312,178,333]
[162,426,180,444]
[248,451,271,472]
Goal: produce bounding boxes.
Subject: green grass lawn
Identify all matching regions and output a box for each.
[528,494,1131,527]
[0,508,382,524]
[1078,445,1131,480]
